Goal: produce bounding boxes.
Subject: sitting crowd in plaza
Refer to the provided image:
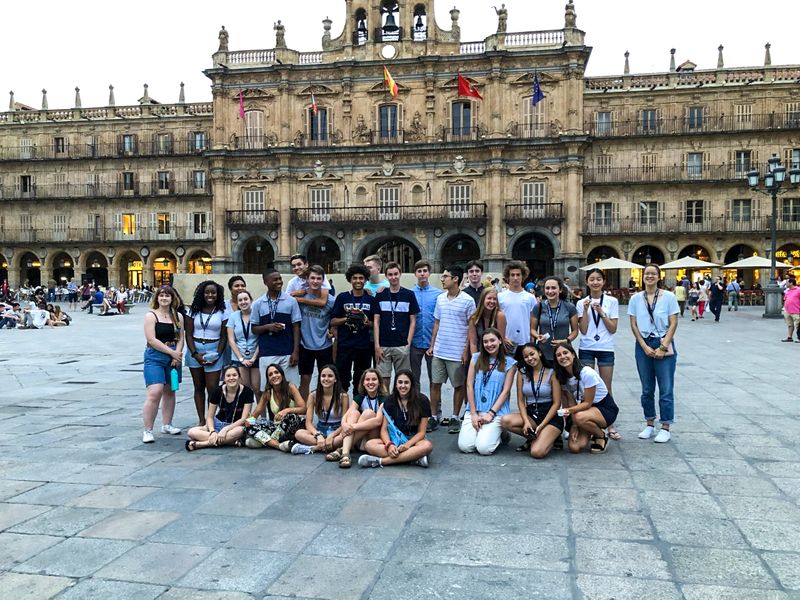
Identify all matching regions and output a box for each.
[140,252,692,468]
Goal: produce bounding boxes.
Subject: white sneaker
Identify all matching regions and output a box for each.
[654,429,671,443]
[142,430,155,444]
[291,443,314,455]
[278,440,294,452]
[638,425,655,440]
[358,455,382,468]
[415,456,429,468]
[161,424,181,435]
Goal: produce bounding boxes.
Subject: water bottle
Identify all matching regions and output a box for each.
[170,367,180,392]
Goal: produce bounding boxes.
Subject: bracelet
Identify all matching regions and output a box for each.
[385,442,394,450]
[658,345,668,352]
[314,432,323,438]
[487,409,497,416]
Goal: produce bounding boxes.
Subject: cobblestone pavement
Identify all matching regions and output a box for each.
[0,304,798,599]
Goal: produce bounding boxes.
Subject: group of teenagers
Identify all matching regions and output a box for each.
[141,254,679,468]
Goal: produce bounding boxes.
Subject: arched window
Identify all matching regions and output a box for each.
[354,8,368,46]
[412,5,427,41]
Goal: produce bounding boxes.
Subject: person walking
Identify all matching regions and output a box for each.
[697,280,708,318]
[688,282,700,321]
[708,276,725,322]
[727,278,741,311]
[674,280,687,317]
[781,276,800,342]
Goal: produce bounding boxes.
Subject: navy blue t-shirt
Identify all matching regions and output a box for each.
[332,292,377,350]
[375,287,419,347]
[252,292,302,357]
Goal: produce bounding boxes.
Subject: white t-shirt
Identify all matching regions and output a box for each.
[432,291,475,361]
[628,290,680,338]
[565,366,608,404]
[576,294,619,352]
[30,309,50,329]
[498,289,538,346]
[191,308,231,340]
[287,275,331,294]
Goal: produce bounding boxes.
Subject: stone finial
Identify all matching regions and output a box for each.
[764,42,772,66]
[564,0,576,28]
[9,90,14,111]
[624,51,630,75]
[274,20,286,49]
[450,6,461,37]
[179,82,185,104]
[108,84,115,107]
[74,86,82,108]
[218,25,229,52]
[142,83,150,103]
[323,16,332,33]
[669,48,676,72]
[41,89,48,110]
[717,45,724,69]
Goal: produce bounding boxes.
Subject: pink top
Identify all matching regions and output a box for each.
[785,286,800,314]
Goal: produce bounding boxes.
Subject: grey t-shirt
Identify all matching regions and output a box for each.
[535,300,577,362]
[299,292,335,351]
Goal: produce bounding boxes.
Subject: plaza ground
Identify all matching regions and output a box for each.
[0,303,798,599]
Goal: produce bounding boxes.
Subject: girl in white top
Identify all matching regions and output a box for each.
[576,268,621,440]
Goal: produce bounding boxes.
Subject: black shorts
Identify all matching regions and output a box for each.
[525,402,564,431]
[593,394,619,427]
[298,345,333,376]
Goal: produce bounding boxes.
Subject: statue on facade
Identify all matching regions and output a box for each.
[407,111,425,141]
[353,114,370,143]
[565,0,577,28]
[493,4,508,34]
[218,26,229,52]
[274,20,286,49]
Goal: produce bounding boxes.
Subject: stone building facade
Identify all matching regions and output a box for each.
[1,0,799,290]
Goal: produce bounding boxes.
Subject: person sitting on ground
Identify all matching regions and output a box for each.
[186,366,254,451]
[292,364,349,456]
[338,368,387,468]
[49,304,69,326]
[1,302,22,329]
[359,369,433,468]
[246,363,306,450]
[21,302,53,329]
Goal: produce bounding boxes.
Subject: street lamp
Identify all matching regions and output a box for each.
[746,153,800,318]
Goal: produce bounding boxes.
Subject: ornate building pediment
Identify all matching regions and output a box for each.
[367,81,408,96]
[232,88,274,101]
[512,153,558,174]
[233,163,274,182]
[298,85,338,97]
[510,72,559,86]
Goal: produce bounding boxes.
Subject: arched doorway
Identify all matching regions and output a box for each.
[51,252,75,285]
[188,251,213,275]
[0,253,8,287]
[440,235,480,270]
[306,236,341,275]
[512,232,554,281]
[630,246,665,288]
[360,236,422,273]
[586,246,621,288]
[85,252,109,287]
[776,244,800,278]
[677,244,713,283]
[724,244,758,287]
[20,252,42,287]
[118,251,143,288]
[152,252,177,287]
[242,236,275,274]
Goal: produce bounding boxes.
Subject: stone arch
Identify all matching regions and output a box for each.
[117,250,143,288]
[299,233,344,274]
[187,249,213,275]
[232,234,277,275]
[435,229,485,270]
[151,250,178,287]
[17,250,43,287]
[81,251,109,287]
[355,231,423,273]
[50,251,76,285]
[506,226,562,259]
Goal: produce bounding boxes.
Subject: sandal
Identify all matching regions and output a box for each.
[185,440,197,452]
[233,439,243,448]
[516,439,532,452]
[325,449,343,462]
[608,427,622,440]
[590,434,609,454]
[339,455,352,469]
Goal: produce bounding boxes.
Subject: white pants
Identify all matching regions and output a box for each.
[259,355,299,391]
[458,414,502,455]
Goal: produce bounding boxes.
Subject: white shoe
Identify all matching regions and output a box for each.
[654,429,671,443]
[358,455,382,468]
[142,430,155,443]
[638,425,655,440]
[278,440,294,452]
[415,456,429,468]
[161,424,181,435]
[291,443,314,455]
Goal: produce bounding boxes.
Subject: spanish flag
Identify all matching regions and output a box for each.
[383,66,398,98]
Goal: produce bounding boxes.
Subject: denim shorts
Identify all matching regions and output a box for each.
[143,346,182,387]
[213,417,231,432]
[578,348,615,367]
[316,420,341,438]
[185,340,224,372]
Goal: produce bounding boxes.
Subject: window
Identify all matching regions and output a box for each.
[685,200,704,224]
[594,202,613,226]
[122,172,135,193]
[523,100,547,137]
[155,133,173,155]
[53,173,67,196]
[379,105,398,139]
[521,181,546,217]
[310,187,332,221]
[449,183,472,218]
[788,148,800,170]
[786,103,800,127]
[193,131,207,152]
[86,173,99,194]
[451,102,472,137]
[734,150,752,177]
[157,171,171,193]
[157,212,171,235]
[641,109,658,133]
[19,175,34,195]
[243,189,265,223]
[688,106,704,130]
[20,214,32,230]
[20,138,33,159]
[378,186,400,219]
[192,171,206,191]
[86,135,98,158]
[783,198,800,222]
[642,153,658,175]
[191,212,208,235]
[53,137,66,154]
[244,111,264,149]
[596,155,613,173]
[734,104,752,129]
[596,111,612,135]
[639,201,658,225]
[53,214,67,241]
[310,108,328,143]
[731,199,751,222]
[687,152,703,179]
[122,213,136,236]
[121,134,136,155]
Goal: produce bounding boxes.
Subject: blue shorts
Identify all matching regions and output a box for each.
[185,340,224,372]
[578,348,615,367]
[316,420,341,438]
[143,346,183,387]
[213,417,231,432]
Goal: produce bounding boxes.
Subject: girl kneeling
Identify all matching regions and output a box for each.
[293,365,348,456]
[186,366,254,451]
[339,368,387,468]
[246,363,306,450]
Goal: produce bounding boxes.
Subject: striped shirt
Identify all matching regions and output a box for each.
[432,291,476,361]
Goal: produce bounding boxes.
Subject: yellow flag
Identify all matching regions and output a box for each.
[383,66,398,97]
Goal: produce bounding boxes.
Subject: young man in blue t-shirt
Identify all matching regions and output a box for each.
[374,261,419,390]
[297,265,336,399]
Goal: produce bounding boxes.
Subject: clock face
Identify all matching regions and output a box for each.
[381,44,397,59]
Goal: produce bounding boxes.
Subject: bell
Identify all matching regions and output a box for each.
[357,18,367,33]
[383,13,399,32]
[415,15,424,30]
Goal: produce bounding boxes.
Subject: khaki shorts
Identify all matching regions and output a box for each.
[783,310,800,328]
[432,356,466,387]
[376,345,411,378]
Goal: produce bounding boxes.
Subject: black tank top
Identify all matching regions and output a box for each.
[151,311,178,344]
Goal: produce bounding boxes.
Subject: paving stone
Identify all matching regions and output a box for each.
[410,502,568,536]
[0,479,43,501]
[0,572,75,599]
[69,484,160,508]
[735,519,800,553]
[14,536,136,577]
[571,510,653,541]
[680,584,789,599]
[686,458,759,476]
[256,493,346,521]
[8,505,111,536]
[697,474,783,497]
[306,523,401,560]
[78,509,179,540]
[575,538,671,580]
[227,518,323,553]
[95,542,213,585]
[640,490,725,517]
[56,579,166,600]
[0,533,64,570]
[268,555,382,600]
[650,513,747,548]
[630,471,706,493]
[61,464,138,485]
[178,547,292,593]
[335,497,415,527]
[7,482,98,505]
[0,502,52,530]
[569,486,642,512]
[576,574,682,600]
[669,546,777,588]
[159,590,256,600]
[357,474,431,501]
[760,552,800,591]
[149,514,250,544]
[716,495,800,522]
[128,487,220,512]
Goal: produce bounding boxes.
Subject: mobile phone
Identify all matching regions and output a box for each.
[541,333,551,341]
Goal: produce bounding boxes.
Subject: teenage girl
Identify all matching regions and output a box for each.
[293,365,349,456]
[338,368,387,468]
[247,363,306,450]
[227,290,261,393]
[186,366,254,451]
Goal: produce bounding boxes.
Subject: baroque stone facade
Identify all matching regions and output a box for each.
[2,0,799,289]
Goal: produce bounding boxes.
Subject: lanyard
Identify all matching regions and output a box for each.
[547,301,562,333]
[198,309,214,333]
[398,398,408,423]
[530,367,547,403]
[240,312,251,342]
[644,290,660,333]
[267,296,279,321]
[322,392,337,423]
[365,394,379,413]
[222,384,242,421]
[590,295,604,339]
[481,358,500,389]
[572,376,582,405]
[389,290,399,330]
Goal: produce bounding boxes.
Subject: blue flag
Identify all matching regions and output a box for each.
[531,72,545,106]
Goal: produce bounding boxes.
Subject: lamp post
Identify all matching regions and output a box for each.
[746,154,800,318]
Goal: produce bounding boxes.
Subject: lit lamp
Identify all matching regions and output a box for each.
[320,242,327,252]
[529,239,536,250]
[456,240,463,251]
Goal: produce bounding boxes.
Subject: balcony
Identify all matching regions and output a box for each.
[585,113,800,138]
[0,180,211,200]
[504,203,564,225]
[290,203,487,227]
[584,165,754,185]
[0,227,213,244]
[0,138,212,161]
[582,215,800,236]
[225,210,281,228]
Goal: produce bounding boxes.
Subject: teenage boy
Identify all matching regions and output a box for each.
[298,265,336,398]
[363,254,389,296]
[374,262,419,389]
[498,260,538,354]
[252,268,302,388]
[411,259,442,392]
[462,260,485,305]
[331,264,378,393]
[287,253,332,296]
[428,265,476,432]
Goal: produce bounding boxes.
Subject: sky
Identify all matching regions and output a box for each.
[2,0,798,110]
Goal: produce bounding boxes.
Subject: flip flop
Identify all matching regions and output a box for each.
[185,440,197,452]
[608,429,622,440]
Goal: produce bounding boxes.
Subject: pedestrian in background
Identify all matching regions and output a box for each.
[727,278,741,311]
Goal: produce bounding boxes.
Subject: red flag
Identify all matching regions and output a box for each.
[238,89,245,119]
[458,74,483,100]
